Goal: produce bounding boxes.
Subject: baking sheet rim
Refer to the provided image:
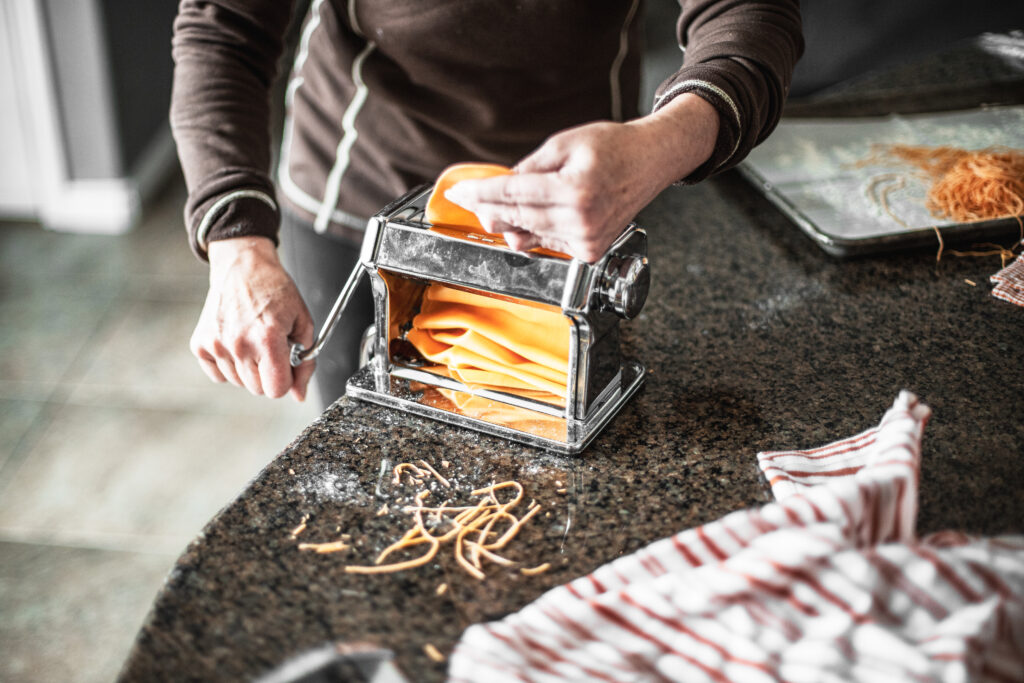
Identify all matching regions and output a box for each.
[737,162,1022,257]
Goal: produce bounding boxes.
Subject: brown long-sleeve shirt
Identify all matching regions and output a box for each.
[171,0,803,260]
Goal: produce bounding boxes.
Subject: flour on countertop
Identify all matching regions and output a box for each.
[294,465,371,505]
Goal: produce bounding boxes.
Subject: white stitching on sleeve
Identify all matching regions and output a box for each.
[195,189,277,252]
[654,79,742,166]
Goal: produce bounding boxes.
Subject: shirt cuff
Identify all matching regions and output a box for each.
[190,189,279,261]
[653,73,742,185]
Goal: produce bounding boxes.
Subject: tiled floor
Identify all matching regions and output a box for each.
[0,172,320,682]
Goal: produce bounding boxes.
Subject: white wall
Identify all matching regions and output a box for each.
[0,0,176,234]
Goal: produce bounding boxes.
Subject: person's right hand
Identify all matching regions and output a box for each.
[190,236,315,401]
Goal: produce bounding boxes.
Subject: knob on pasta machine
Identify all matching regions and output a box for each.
[599,253,650,320]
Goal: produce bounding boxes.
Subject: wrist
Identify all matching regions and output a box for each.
[207,236,279,275]
[630,93,720,188]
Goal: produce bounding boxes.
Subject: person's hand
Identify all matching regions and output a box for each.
[443,93,720,263]
[190,236,315,401]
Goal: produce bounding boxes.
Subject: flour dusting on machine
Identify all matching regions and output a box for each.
[291,183,650,453]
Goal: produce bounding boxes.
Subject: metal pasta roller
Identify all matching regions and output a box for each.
[291,184,649,454]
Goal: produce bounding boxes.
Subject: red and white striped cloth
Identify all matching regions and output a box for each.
[448,391,1024,682]
[991,248,1024,307]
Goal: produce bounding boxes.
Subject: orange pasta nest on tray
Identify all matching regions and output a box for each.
[860,144,1024,264]
[865,145,1024,223]
[406,283,571,408]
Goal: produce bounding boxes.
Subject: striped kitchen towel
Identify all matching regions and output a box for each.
[991,247,1024,307]
[755,389,929,506]
[448,392,1024,682]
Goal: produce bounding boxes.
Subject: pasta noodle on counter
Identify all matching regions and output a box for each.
[321,467,546,580]
[293,462,553,579]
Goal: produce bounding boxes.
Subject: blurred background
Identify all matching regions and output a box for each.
[0,2,319,681]
[1,1,1021,681]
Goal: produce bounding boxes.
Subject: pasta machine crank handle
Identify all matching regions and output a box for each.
[290,264,365,367]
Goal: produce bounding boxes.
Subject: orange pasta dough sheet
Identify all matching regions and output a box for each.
[434,388,567,440]
[406,284,570,405]
[424,163,572,260]
[412,369,567,440]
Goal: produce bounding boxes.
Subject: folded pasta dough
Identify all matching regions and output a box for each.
[407,329,567,397]
[420,367,567,428]
[407,284,570,402]
[423,285,566,327]
[413,286,569,371]
[428,330,566,385]
[436,390,566,436]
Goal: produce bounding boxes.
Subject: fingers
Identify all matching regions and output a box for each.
[472,202,569,238]
[447,173,610,261]
[445,173,582,222]
[253,310,313,401]
[192,335,260,393]
[445,174,586,240]
[191,332,241,387]
[193,327,296,399]
[289,360,315,403]
[194,347,227,384]
[238,357,265,396]
[502,229,541,253]
[286,305,316,402]
[214,354,243,389]
[446,172,565,206]
[230,297,315,401]
[248,324,290,399]
[190,257,315,401]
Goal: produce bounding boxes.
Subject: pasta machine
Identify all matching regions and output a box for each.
[291,184,650,453]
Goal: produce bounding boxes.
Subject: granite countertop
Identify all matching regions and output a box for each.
[120,39,1024,679]
[119,161,1024,681]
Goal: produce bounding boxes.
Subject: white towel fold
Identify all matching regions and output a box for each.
[448,391,1024,682]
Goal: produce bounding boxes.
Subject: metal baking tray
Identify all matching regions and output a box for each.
[739,106,1024,257]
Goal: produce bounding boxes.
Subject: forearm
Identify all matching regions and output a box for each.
[624,93,720,196]
[171,0,296,260]
[655,0,804,183]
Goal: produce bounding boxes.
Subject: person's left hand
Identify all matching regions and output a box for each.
[442,93,720,263]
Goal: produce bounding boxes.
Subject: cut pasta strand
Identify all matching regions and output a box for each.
[338,471,545,579]
[290,513,310,539]
[298,540,350,554]
[345,540,439,574]
[393,462,429,485]
[418,459,451,488]
[423,642,446,663]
